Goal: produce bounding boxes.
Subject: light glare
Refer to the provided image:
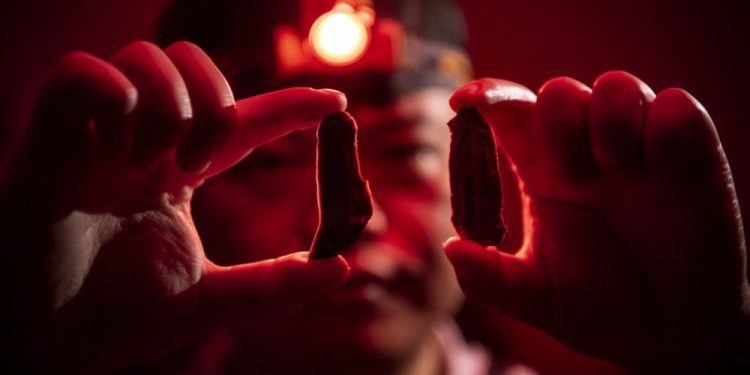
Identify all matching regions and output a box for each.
[309,7,369,66]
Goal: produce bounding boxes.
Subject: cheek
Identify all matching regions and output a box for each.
[429,173,457,240]
[407,199,462,313]
[392,195,463,306]
[364,308,435,356]
[428,245,464,315]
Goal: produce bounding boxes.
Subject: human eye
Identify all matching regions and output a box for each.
[227,149,309,177]
[221,149,311,199]
[381,143,436,162]
[370,141,444,188]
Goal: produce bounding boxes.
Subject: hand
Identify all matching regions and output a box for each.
[0,41,349,372]
[445,71,749,372]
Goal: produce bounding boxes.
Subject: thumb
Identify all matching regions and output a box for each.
[444,237,548,330]
[198,252,349,329]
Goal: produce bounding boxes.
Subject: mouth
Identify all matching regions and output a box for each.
[313,240,432,313]
[323,280,387,306]
[316,267,427,317]
[318,269,391,310]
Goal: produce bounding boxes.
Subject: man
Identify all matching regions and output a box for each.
[1,1,747,374]
[157,2,489,373]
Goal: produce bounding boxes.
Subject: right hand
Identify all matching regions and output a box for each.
[0,41,349,372]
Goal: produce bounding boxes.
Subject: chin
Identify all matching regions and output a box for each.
[229,299,439,373]
[298,303,431,363]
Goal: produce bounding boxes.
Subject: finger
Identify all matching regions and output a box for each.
[534,77,596,178]
[645,88,726,186]
[198,252,349,329]
[205,87,347,176]
[449,78,536,167]
[29,51,136,154]
[110,41,192,168]
[589,71,655,171]
[165,41,236,174]
[444,237,548,329]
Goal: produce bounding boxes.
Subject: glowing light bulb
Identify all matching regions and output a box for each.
[309,4,370,66]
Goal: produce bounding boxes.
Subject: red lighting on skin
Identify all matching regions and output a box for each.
[308,3,372,66]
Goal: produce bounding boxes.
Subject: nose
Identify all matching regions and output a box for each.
[342,199,425,279]
[343,198,389,273]
[345,241,401,281]
[360,198,386,241]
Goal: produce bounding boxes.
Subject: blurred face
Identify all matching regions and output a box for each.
[192,87,463,367]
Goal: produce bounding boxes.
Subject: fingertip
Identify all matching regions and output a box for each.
[444,238,509,309]
[444,236,483,252]
[317,88,348,111]
[305,253,351,284]
[647,87,715,148]
[645,87,722,182]
[35,51,139,155]
[443,235,463,248]
[535,76,595,178]
[271,252,349,290]
[164,40,203,55]
[592,70,655,101]
[450,78,536,112]
[164,40,234,109]
[449,80,483,111]
[443,237,496,271]
[589,70,654,171]
[650,88,710,122]
[54,51,138,117]
[538,76,591,97]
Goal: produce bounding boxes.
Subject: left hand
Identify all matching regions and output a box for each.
[445,72,749,372]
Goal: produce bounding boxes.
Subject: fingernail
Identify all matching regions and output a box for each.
[318,89,348,110]
[442,236,462,248]
[318,88,344,96]
[306,255,350,283]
